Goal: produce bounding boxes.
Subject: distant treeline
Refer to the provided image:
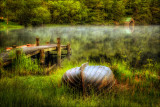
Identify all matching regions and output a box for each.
[0,0,159,26]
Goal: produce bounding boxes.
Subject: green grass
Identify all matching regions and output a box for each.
[0,57,159,107]
[0,26,160,106]
[0,21,24,31]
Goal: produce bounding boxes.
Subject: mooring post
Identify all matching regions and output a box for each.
[12,45,16,49]
[36,37,39,46]
[67,43,71,60]
[57,38,61,67]
[40,49,45,65]
[16,50,21,59]
[46,42,50,45]
[36,37,40,63]
[46,42,50,67]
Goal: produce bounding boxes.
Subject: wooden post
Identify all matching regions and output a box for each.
[57,38,61,67]
[46,42,50,67]
[46,42,50,45]
[40,49,45,65]
[67,43,71,60]
[12,45,16,49]
[26,44,30,47]
[7,16,8,25]
[36,38,39,46]
[16,50,21,59]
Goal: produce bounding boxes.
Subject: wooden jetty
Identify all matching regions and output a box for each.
[0,38,71,69]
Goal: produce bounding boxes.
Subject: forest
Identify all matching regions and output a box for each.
[0,0,160,26]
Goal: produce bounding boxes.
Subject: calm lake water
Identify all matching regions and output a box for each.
[0,26,160,67]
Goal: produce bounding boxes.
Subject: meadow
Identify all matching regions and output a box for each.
[0,58,159,106]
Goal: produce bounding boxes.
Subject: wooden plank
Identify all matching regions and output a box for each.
[44,47,57,52]
[26,50,40,58]
[49,54,67,56]
[44,64,56,74]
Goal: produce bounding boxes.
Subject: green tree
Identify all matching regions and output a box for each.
[103,0,114,21]
[83,0,105,23]
[48,0,88,24]
[31,7,51,26]
[0,0,159,25]
[0,0,5,17]
[150,0,160,24]
[133,0,152,24]
[16,0,49,26]
[112,0,126,22]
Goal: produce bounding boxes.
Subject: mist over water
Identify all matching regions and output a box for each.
[0,25,160,67]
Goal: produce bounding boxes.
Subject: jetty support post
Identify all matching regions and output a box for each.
[40,49,45,66]
[46,42,50,45]
[12,45,16,49]
[67,43,71,60]
[36,37,41,65]
[36,37,40,46]
[46,42,51,67]
[57,38,61,67]
[16,50,22,59]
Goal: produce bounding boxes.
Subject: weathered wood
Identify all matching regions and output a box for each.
[52,46,67,51]
[46,42,50,45]
[36,38,40,46]
[16,50,21,59]
[57,38,61,67]
[67,43,71,60]
[46,42,51,67]
[1,45,58,65]
[40,49,45,65]
[50,54,67,56]
[27,44,30,47]
[80,63,89,96]
[12,45,16,49]
[0,38,71,67]
[45,64,56,74]
[62,63,115,94]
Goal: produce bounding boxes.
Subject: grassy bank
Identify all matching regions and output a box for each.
[0,21,24,31]
[0,57,159,106]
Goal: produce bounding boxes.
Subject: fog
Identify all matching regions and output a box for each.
[0,25,160,67]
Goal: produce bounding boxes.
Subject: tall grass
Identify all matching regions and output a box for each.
[0,58,159,106]
[1,50,43,77]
